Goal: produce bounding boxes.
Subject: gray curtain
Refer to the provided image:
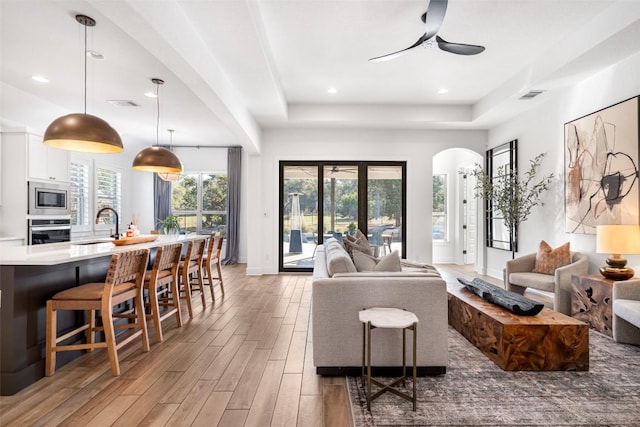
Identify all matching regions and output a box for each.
[154,173,172,229]
[223,147,241,264]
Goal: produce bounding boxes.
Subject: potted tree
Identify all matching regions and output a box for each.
[468,153,554,259]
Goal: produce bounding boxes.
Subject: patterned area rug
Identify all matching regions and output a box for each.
[348,326,640,426]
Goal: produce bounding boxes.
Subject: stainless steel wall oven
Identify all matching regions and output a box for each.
[28,218,71,245]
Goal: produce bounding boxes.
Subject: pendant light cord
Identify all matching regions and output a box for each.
[83,19,87,114]
[156,82,160,146]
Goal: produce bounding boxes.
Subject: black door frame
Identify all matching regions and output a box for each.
[279,161,407,272]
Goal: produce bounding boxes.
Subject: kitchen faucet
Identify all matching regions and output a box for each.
[96,207,120,240]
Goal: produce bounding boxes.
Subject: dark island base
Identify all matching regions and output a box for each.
[316,366,446,377]
[1,256,115,395]
[447,284,589,371]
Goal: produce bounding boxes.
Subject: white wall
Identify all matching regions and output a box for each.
[486,51,640,279]
[246,128,487,275]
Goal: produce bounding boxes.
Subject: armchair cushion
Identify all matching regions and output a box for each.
[614,300,640,329]
[532,241,571,275]
[509,272,555,292]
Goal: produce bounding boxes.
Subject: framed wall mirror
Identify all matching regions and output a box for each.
[485,140,518,251]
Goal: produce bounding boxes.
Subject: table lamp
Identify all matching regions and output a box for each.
[596,224,640,280]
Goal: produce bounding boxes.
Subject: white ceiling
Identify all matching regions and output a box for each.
[2,0,640,155]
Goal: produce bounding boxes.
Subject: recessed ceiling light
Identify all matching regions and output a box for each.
[437,88,449,94]
[86,50,104,60]
[31,75,49,83]
[327,87,337,94]
[145,91,158,98]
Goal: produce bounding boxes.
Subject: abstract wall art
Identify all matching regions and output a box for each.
[565,96,640,234]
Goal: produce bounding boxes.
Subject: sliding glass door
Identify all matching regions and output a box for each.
[281,165,319,269]
[323,164,358,240]
[367,165,404,256]
[280,161,406,272]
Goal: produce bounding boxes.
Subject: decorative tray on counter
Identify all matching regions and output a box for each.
[111,235,158,246]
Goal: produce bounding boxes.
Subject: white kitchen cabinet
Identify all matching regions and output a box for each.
[0,129,69,241]
[27,134,69,182]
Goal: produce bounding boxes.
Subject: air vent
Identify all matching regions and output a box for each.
[519,90,545,100]
[108,100,140,107]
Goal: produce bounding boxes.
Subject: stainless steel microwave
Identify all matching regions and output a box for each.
[28,181,71,216]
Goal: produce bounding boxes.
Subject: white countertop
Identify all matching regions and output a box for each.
[0,234,207,266]
[0,235,23,242]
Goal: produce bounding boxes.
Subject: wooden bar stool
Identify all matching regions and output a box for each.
[144,243,183,342]
[203,234,225,299]
[360,307,418,411]
[178,238,207,317]
[45,248,150,377]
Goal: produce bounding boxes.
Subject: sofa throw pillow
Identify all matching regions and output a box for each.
[342,229,373,258]
[352,250,377,271]
[354,229,372,250]
[531,240,571,275]
[344,239,371,258]
[353,250,402,272]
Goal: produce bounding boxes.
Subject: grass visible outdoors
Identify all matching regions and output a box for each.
[176,214,198,230]
[285,213,397,237]
[284,214,355,234]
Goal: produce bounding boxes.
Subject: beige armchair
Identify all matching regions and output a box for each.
[612,279,640,345]
[505,252,589,315]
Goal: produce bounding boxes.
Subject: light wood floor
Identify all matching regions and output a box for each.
[0,263,491,427]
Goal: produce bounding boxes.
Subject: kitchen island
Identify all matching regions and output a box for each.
[0,234,206,395]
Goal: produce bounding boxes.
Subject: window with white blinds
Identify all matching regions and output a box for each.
[95,167,122,225]
[70,161,90,228]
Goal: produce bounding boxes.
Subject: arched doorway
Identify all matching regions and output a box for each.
[431,148,482,267]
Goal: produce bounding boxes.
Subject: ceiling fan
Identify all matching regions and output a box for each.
[330,166,357,174]
[369,0,485,62]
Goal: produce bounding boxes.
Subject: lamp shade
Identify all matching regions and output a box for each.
[132,146,183,173]
[596,225,640,255]
[44,113,124,153]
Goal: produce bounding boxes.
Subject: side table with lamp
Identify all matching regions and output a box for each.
[571,225,640,336]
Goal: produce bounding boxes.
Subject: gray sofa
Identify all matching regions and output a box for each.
[312,241,448,376]
[613,279,640,345]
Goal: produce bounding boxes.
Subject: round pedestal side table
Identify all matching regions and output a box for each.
[359,307,419,411]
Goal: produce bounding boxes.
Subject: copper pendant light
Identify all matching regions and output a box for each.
[158,129,184,181]
[132,79,183,173]
[44,15,123,153]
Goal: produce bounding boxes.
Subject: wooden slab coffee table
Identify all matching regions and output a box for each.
[447,283,589,371]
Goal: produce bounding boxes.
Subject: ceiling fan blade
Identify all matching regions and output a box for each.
[369,33,428,62]
[421,0,448,39]
[436,35,485,55]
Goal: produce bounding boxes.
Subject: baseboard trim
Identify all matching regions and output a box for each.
[316,366,446,377]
